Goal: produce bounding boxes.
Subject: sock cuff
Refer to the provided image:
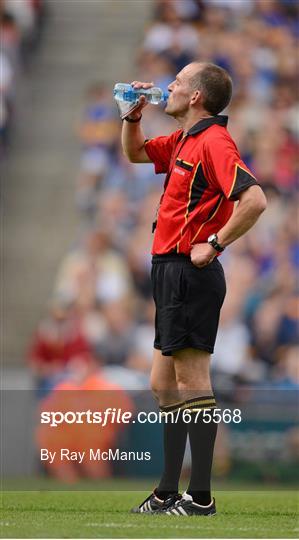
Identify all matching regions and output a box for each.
[159,400,186,414]
[159,396,216,414]
[182,395,216,411]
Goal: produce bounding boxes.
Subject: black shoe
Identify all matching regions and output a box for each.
[165,492,216,516]
[131,490,182,514]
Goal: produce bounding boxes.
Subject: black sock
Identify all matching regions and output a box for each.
[185,395,218,506]
[156,401,188,497]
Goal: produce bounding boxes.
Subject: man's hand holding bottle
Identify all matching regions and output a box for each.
[128,81,154,119]
[113,81,167,120]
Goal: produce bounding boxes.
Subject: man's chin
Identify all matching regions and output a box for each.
[165,104,175,117]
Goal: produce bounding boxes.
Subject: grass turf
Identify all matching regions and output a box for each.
[1,489,298,538]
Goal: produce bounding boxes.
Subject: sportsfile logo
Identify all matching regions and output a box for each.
[41,408,132,428]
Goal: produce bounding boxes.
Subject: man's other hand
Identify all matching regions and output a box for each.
[190,243,217,268]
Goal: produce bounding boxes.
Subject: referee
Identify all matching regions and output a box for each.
[121,62,266,516]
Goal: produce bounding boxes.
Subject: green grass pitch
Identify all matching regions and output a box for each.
[1,489,298,538]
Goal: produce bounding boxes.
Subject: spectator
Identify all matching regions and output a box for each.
[143,3,200,71]
[54,228,133,309]
[0,0,46,155]
[93,299,136,367]
[28,300,91,397]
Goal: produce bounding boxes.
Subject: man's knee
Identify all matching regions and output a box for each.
[150,373,160,401]
[150,375,177,400]
[150,350,178,404]
[150,373,178,405]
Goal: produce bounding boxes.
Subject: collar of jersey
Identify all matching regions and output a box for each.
[188,115,228,136]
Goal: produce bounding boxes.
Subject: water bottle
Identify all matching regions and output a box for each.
[113,83,168,105]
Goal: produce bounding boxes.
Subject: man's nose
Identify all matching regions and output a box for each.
[168,81,174,92]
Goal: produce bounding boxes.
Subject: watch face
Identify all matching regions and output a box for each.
[208,234,216,243]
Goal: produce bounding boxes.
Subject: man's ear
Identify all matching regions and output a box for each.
[190,90,201,106]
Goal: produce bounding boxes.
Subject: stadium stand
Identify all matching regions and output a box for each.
[28,0,298,396]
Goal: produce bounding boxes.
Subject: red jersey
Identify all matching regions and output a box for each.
[144,116,258,255]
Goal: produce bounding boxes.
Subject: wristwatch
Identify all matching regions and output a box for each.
[124,114,142,123]
[207,233,225,253]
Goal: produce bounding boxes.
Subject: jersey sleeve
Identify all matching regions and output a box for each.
[144,130,182,174]
[203,132,258,200]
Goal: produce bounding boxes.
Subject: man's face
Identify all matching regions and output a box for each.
[165,63,200,117]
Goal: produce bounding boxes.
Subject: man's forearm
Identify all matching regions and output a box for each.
[191,186,266,268]
[217,187,267,248]
[121,118,146,162]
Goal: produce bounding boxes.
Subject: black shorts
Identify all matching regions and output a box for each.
[151,253,226,356]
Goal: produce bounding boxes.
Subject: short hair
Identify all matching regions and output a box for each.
[190,63,233,115]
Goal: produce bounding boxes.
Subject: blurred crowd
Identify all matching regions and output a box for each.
[0,0,46,154]
[28,0,298,404]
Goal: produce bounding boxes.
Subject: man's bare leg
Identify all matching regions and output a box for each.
[173,347,212,401]
[150,348,179,406]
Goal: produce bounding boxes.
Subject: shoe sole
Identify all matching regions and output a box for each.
[165,510,217,516]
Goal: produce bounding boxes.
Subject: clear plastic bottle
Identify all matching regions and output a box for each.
[113,83,168,105]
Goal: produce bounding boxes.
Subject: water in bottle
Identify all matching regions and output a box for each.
[113,83,168,119]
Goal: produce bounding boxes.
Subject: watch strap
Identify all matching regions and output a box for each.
[208,234,225,253]
[124,114,142,123]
